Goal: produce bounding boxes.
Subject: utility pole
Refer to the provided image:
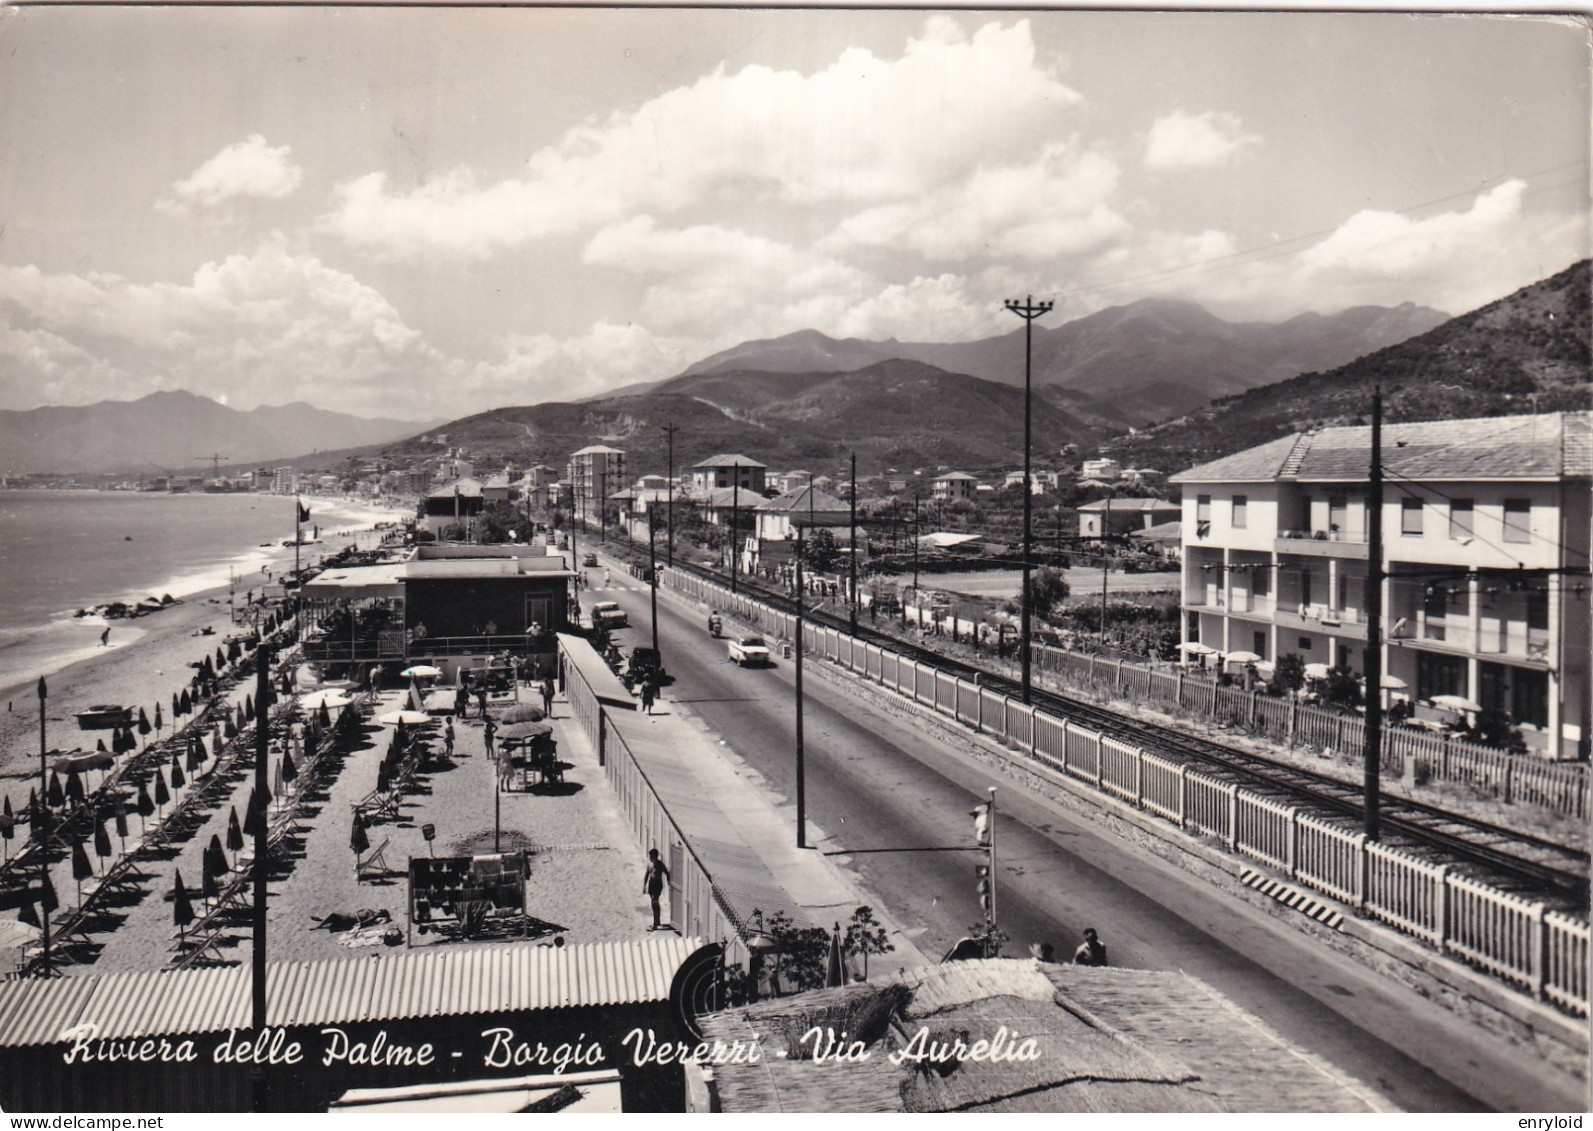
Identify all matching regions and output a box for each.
[36,676,50,978]
[910,492,921,629]
[1100,492,1112,652]
[1005,295,1052,705]
[648,509,660,656]
[663,423,679,568]
[849,452,859,637]
[731,463,740,594]
[795,526,807,849]
[251,647,272,1111]
[1365,388,1385,839]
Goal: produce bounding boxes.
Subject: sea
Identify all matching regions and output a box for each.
[0,490,405,696]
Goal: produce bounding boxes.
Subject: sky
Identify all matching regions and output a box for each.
[0,6,1587,420]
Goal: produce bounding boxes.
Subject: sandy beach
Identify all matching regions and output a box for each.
[0,499,407,800]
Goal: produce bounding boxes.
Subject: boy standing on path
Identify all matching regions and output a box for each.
[444,718,455,760]
[642,848,670,931]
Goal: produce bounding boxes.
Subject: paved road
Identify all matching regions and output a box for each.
[589,561,1582,1112]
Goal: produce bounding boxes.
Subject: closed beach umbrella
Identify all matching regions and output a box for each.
[179,689,192,716]
[27,787,38,828]
[170,759,185,790]
[153,769,170,812]
[96,738,108,753]
[351,813,369,858]
[172,872,194,938]
[154,702,163,733]
[244,694,254,719]
[224,715,238,740]
[172,692,181,720]
[64,769,84,808]
[216,646,226,670]
[376,764,390,796]
[71,840,93,900]
[228,640,241,664]
[226,807,244,859]
[46,772,64,811]
[0,800,12,860]
[135,781,154,831]
[212,730,225,758]
[201,857,220,903]
[40,875,58,914]
[281,752,297,785]
[18,902,40,929]
[114,802,128,850]
[206,834,225,877]
[317,700,332,729]
[137,707,151,738]
[243,789,263,837]
[92,818,111,871]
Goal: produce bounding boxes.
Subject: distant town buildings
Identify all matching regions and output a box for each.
[691,454,767,494]
[569,445,626,528]
[1077,497,1182,539]
[931,471,978,502]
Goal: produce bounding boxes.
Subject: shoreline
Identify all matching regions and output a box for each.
[0,499,408,794]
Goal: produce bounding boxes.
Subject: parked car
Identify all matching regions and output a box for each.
[583,553,599,567]
[592,600,628,629]
[727,634,770,666]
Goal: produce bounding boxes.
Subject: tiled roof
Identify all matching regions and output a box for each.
[1172,412,1591,484]
[425,477,483,498]
[755,486,848,513]
[1077,497,1177,512]
[0,937,700,1048]
[572,444,625,456]
[693,453,767,468]
[934,471,978,481]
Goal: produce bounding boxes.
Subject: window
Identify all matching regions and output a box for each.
[1329,495,1347,536]
[1449,499,1475,540]
[1298,637,1313,650]
[1512,669,1549,728]
[1252,567,1270,597]
[1253,631,1267,659]
[1503,499,1531,544]
[1196,494,1211,539]
[1232,495,1248,529]
[1401,496,1423,536]
[1300,569,1313,608]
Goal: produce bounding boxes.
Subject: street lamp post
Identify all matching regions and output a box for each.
[1004,295,1053,705]
[1100,491,1112,652]
[730,463,741,594]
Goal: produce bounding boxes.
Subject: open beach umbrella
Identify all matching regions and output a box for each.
[350,813,370,859]
[1378,674,1409,691]
[400,665,442,680]
[377,710,431,727]
[1224,650,1262,664]
[46,772,64,811]
[93,817,112,872]
[0,918,41,971]
[1303,662,1331,680]
[171,871,194,939]
[226,807,244,860]
[496,704,546,724]
[499,721,553,743]
[1180,641,1217,655]
[71,840,93,901]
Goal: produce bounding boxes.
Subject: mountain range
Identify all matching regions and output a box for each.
[0,391,438,476]
[1105,258,1591,474]
[642,297,1450,428]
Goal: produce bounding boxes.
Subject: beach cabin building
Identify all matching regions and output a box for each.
[418,477,485,538]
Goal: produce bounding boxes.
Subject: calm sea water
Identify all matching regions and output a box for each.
[0,490,398,693]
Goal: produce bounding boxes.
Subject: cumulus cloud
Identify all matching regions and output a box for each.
[157,135,304,215]
[1144,111,1261,170]
[320,17,1082,260]
[0,237,447,415]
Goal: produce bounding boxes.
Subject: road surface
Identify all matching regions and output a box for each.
[588,558,1583,1112]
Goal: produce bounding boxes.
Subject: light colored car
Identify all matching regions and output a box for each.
[727,633,770,666]
[592,600,628,628]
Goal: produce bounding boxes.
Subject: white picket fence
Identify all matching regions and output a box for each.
[670,569,1589,1016]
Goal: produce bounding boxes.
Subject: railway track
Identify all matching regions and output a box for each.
[621,549,1588,907]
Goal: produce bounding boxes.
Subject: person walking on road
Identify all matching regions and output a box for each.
[603,567,612,587]
[643,848,670,930]
[1072,928,1108,967]
[639,677,657,715]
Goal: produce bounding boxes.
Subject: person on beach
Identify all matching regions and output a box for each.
[100,627,110,647]
[540,677,554,718]
[476,687,489,717]
[482,716,497,757]
[1073,927,1108,967]
[643,848,670,931]
[444,718,455,759]
[455,685,470,719]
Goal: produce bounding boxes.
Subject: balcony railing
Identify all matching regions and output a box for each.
[1278,528,1368,544]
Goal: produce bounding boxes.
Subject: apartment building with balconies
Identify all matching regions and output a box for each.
[1171,412,1590,758]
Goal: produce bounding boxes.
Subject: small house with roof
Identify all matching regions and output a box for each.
[931,471,979,502]
[1077,496,1181,540]
[417,477,484,537]
[690,454,767,494]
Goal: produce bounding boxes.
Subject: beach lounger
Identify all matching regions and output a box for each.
[357,839,392,883]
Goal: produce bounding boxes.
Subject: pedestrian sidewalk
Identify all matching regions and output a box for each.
[609,691,931,969]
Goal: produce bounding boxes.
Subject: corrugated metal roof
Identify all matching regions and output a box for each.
[0,936,698,1048]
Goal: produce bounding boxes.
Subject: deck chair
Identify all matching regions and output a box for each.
[357,838,392,883]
